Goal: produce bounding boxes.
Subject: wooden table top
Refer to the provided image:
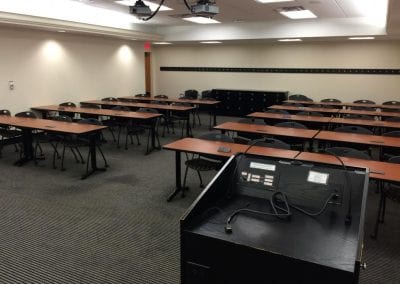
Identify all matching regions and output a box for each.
[331,117,400,129]
[284,100,400,110]
[119,96,221,105]
[214,121,320,139]
[269,105,340,114]
[32,105,162,120]
[296,152,400,182]
[163,138,300,159]
[0,116,106,134]
[339,109,400,118]
[81,100,195,111]
[315,130,400,148]
[248,112,333,123]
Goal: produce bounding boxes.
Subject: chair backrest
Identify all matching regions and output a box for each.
[344,114,374,120]
[78,118,103,126]
[274,121,308,129]
[325,147,371,160]
[383,101,400,105]
[154,95,168,99]
[80,104,100,109]
[51,115,72,122]
[385,116,400,122]
[389,156,400,164]
[288,94,313,102]
[112,106,130,111]
[383,130,400,137]
[184,89,199,99]
[334,125,373,135]
[321,98,341,103]
[0,109,11,116]
[297,111,323,117]
[199,132,233,143]
[282,102,304,107]
[101,97,118,102]
[15,111,37,118]
[135,94,147,97]
[353,99,375,104]
[251,138,291,150]
[172,102,191,107]
[201,90,212,99]
[59,102,76,107]
[238,118,265,125]
[138,108,159,114]
[264,109,290,115]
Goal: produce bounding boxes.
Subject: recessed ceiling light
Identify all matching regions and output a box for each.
[256,0,295,3]
[348,37,375,40]
[200,41,222,44]
[57,30,66,33]
[153,42,172,45]
[115,0,172,11]
[182,17,220,24]
[278,38,302,42]
[278,7,317,19]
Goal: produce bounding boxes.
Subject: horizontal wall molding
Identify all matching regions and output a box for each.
[160,66,400,75]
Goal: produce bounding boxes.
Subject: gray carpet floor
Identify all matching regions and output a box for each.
[0,114,399,283]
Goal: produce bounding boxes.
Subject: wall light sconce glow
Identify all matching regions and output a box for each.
[117,45,133,62]
[42,40,64,61]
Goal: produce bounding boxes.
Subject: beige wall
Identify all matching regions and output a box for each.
[152,41,400,103]
[0,27,145,114]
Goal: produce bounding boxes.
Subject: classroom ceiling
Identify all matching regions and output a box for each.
[0,0,398,42]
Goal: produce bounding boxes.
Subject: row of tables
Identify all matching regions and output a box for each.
[282,99,400,111]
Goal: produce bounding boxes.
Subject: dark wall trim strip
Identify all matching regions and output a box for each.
[160,66,400,75]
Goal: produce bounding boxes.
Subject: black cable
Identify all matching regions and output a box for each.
[142,0,166,21]
[322,149,353,225]
[288,193,336,217]
[182,0,192,11]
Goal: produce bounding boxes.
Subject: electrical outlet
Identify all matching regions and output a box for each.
[8,80,15,90]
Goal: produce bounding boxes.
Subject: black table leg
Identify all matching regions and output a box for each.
[145,119,161,155]
[14,129,34,166]
[167,151,188,202]
[81,135,107,179]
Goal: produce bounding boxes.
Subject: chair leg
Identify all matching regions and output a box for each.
[125,132,129,150]
[182,165,190,197]
[196,170,204,188]
[117,126,122,148]
[70,147,80,163]
[85,149,91,175]
[61,145,67,171]
[97,145,109,167]
[371,190,385,239]
[109,127,116,142]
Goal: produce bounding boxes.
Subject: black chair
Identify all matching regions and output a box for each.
[127,108,160,153]
[325,147,371,160]
[108,106,132,148]
[51,115,84,170]
[154,94,168,99]
[343,114,375,120]
[80,104,101,119]
[321,98,342,103]
[384,116,400,122]
[58,102,77,120]
[249,137,290,150]
[288,94,313,101]
[135,93,148,98]
[61,118,108,173]
[297,111,323,117]
[382,101,400,113]
[264,109,290,115]
[352,99,376,110]
[0,110,21,157]
[274,121,308,150]
[169,102,192,137]
[372,156,400,239]
[332,125,373,152]
[381,131,400,160]
[182,132,233,190]
[15,111,60,163]
[201,90,212,99]
[183,89,199,99]
[282,102,304,107]
[199,97,217,129]
[235,118,265,143]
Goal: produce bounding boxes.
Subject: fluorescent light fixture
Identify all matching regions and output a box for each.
[348,37,375,40]
[278,38,302,42]
[182,16,220,24]
[279,8,317,19]
[256,0,294,3]
[115,0,172,11]
[153,42,172,45]
[57,30,66,33]
[200,41,222,44]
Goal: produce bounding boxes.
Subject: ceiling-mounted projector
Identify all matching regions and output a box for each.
[129,0,152,17]
[191,0,219,16]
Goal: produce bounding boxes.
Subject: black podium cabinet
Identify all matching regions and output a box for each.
[209,89,288,116]
[180,154,369,284]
